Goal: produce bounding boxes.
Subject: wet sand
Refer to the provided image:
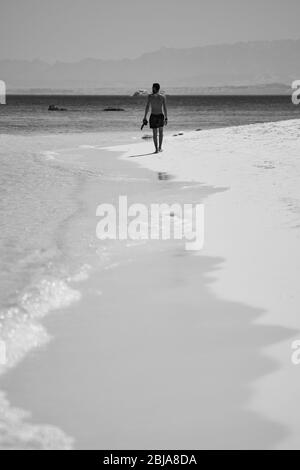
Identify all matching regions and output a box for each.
[2,249,293,449]
[0,139,295,449]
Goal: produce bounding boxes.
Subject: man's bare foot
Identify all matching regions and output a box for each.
[155,149,159,154]
[159,148,163,152]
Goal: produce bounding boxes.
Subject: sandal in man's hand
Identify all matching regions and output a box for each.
[141,118,148,130]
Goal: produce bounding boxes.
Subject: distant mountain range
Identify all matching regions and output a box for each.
[1,39,300,94]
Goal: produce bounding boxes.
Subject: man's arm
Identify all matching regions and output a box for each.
[163,96,168,123]
[144,95,151,119]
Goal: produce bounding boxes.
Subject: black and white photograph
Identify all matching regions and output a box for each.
[0,0,300,452]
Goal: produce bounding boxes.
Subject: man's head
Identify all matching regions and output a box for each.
[152,83,160,94]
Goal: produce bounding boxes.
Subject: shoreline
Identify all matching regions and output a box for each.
[110,118,300,448]
[0,139,220,449]
[0,119,299,448]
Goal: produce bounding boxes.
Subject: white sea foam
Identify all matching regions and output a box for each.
[0,278,81,449]
[79,145,98,149]
[0,278,81,376]
[0,391,73,450]
[68,264,92,283]
[42,151,60,160]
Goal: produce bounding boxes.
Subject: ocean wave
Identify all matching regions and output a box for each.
[68,264,91,283]
[0,391,73,450]
[0,278,81,376]
[0,277,83,450]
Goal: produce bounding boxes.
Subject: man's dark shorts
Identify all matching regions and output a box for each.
[150,113,165,129]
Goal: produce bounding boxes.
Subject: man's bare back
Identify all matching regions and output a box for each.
[148,93,166,115]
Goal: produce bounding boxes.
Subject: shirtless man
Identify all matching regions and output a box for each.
[143,83,168,153]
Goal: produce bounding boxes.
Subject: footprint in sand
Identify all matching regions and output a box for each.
[255,160,276,170]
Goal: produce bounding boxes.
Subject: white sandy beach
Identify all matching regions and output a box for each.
[111,119,300,449]
[1,119,300,449]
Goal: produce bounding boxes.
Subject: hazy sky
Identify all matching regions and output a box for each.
[1,0,300,62]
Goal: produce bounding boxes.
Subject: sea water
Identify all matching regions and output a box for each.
[1,95,299,135]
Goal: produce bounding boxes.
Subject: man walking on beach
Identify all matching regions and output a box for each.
[143,83,168,153]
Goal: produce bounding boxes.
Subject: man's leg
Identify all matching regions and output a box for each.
[159,127,163,151]
[152,128,158,153]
